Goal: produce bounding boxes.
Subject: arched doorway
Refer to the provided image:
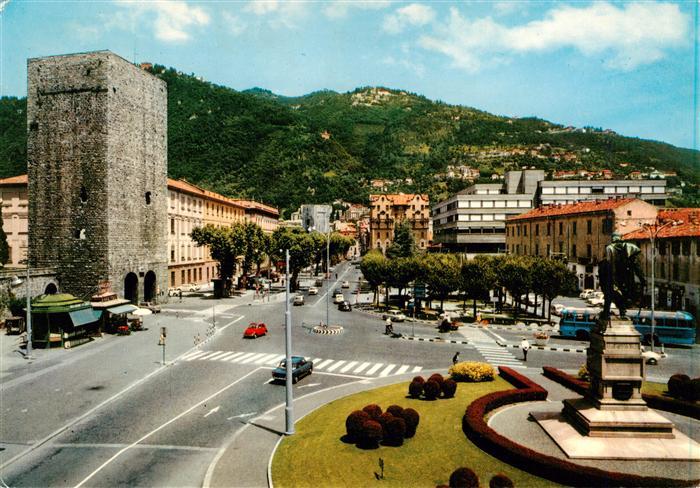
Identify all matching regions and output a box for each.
[124,272,138,303]
[144,271,156,302]
[44,283,58,295]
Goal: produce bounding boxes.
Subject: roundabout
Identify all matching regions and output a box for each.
[311,324,344,335]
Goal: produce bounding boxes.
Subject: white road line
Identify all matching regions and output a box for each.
[482,353,517,358]
[353,362,371,374]
[411,366,423,373]
[184,351,208,361]
[254,353,279,365]
[365,363,384,375]
[231,352,257,363]
[340,361,358,373]
[181,350,205,360]
[315,359,334,369]
[379,364,396,377]
[326,360,346,372]
[214,352,238,361]
[74,368,263,488]
[205,351,231,361]
[197,351,223,361]
[265,355,285,366]
[240,353,266,364]
[225,352,246,362]
[395,365,409,375]
[310,357,323,365]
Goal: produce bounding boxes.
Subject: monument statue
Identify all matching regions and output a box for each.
[598,233,646,328]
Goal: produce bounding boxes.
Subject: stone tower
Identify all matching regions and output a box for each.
[27,51,168,302]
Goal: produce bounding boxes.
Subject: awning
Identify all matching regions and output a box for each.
[69,309,102,327]
[107,304,139,315]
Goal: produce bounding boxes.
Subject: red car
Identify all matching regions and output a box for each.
[244,322,268,338]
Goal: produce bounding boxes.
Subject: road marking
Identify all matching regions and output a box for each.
[197,351,223,361]
[225,352,246,362]
[365,363,384,375]
[214,352,238,361]
[254,353,279,365]
[262,379,273,385]
[266,355,285,366]
[232,352,257,363]
[204,406,220,418]
[315,359,334,369]
[310,357,323,365]
[325,360,346,372]
[184,351,208,361]
[53,443,218,452]
[353,362,371,374]
[340,361,358,373]
[227,412,256,420]
[379,364,396,377]
[74,368,262,488]
[411,366,423,373]
[206,351,231,361]
[297,383,321,389]
[240,353,266,364]
[395,365,409,375]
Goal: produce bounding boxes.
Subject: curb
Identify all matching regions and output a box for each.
[497,342,586,353]
[405,335,470,346]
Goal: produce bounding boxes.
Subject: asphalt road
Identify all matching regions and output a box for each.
[1,260,697,487]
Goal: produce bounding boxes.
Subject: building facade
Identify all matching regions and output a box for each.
[624,208,700,316]
[236,200,280,234]
[505,198,658,290]
[300,204,332,234]
[369,193,430,253]
[0,175,28,267]
[27,51,168,302]
[537,179,667,206]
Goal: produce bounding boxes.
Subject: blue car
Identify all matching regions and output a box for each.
[272,356,313,383]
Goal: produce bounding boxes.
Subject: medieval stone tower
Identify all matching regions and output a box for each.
[27,51,168,302]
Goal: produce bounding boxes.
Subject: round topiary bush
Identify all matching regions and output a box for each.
[429,373,445,385]
[423,380,441,400]
[412,376,425,384]
[449,361,495,382]
[682,378,700,402]
[362,404,383,419]
[449,467,479,488]
[386,404,404,417]
[409,380,423,398]
[668,373,690,398]
[384,416,406,446]
[345,410,370,441]
[400,408,420,437]
[441,378,457,398]
[378,412,395,429]
[360,420,383,448]
[489,473,514,488]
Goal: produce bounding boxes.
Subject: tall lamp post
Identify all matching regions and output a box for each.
[641,219,681,353]
[13,260,34,360]
[284,249,294,435]
[310,225,331,327]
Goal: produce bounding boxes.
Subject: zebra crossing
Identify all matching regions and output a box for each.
[179,350,423,378]
[473,343,525,369]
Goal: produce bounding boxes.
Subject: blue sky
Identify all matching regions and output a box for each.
[1,1,697,149]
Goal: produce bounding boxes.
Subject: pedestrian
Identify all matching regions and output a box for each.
[179,289,183,302]
[385,318,393,335]
[452,351,460,365]
[520,337,531,362]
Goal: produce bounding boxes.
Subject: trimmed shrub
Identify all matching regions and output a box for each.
[668,374,690,398]
[384,416,406,446]
[412,376,425,384]
[400,408,420,437]
[423,380,441,400]
[428,373,445,385]
[449,467,479,488]
[378,412,395,430]
[449,361,495,382]
[345,410,370,441]
[578,363,590,381]
[361,420,383,447]
[362,404,382,419]
[409,380,424,398]
[386,404,404,417]
[489,473,514,488]
[681,378,700,402]
[442,378,457,398]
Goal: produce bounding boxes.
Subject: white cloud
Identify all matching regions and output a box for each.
[323,0,392,20]
[382,55,425,77]
[222,11,246,36]
[243,0,307,29]
[419,2,688,72]
[244,0,279,16]
[0,0,11,14]
[383,3,435,34]
[115,1,210,42]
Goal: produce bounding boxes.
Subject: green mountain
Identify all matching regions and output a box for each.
[1,64,697,216]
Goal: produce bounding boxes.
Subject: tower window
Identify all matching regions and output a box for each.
[80,186,88,203]
[145,192,152,205]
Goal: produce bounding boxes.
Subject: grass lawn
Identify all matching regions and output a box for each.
[642,381,668,396]
[271,377,558,488]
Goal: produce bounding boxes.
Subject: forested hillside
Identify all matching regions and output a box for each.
[1,64,697,215]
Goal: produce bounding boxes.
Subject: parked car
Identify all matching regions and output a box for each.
[139,301,161,313]
[341,280,350,289]
[168,288,180,297]
[550,303,566,316]
[587,292,606,306]
[293,295,305,306]
[382,310,406,322]
[244,322,268,338]
[182,283,200,292]
[308,286,319,295]
[333,293,345,304]
[271,356,313,383]
[338,300,352,312]
[315,279,324,287]
[579,289,596,300]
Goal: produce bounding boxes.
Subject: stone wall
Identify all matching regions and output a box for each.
[27,51,168,302]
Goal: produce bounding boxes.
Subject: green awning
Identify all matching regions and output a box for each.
[107,304,139,315]
[69,309,102,327]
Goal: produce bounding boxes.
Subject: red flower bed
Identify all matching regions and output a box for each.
[461,366,697,487]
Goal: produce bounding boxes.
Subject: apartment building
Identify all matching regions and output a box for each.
[537,179,667,206]
[234,200,280,234]
[624,208,700,315]
[505,198,657,290]
[300,204,332,233]
[0,175,28,266]
[369,193,430,253]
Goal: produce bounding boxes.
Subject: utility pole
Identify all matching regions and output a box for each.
[284,249,294,435]
[326,231,330,328]
[25,263,33,360]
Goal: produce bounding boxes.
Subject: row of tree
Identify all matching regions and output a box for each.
[360,250,577,320]
[190,223,355,293]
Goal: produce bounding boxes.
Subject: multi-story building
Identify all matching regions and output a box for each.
[432,170,544,254]
[341,203,369,222]
[505,198,657,290]
[537,179,666,207]
[624,208,700,316]
[369,193,430,253]
[0,175,29,266]
[234,200,280,234]
[300,204,332,233]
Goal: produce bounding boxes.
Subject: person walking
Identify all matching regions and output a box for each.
[520,337,531,362]
[385,318,393,335]
[452,351,460,365]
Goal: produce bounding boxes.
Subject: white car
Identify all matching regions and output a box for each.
[308,286,318,295]
[382,310,406,322]
[293,295,305,306]
[587,291,605,305]
[183,283,200,292]
[333,293,345,304]
[579,289,596,300]
[341,280,350,289]
[550,303,566,316]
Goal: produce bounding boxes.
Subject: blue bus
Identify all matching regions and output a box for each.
[559,307,696,346]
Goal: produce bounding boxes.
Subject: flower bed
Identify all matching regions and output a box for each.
[462,366,697,487]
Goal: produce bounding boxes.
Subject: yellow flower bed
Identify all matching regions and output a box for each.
[449,361,495,382]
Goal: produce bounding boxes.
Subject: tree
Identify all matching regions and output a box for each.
[461,257,496,318]
[0,210,8,267]
[385,257,417,309]
[499,255,532,319]
[360,250,387,306]
[240,222,269,284]
[535,258,578,321]
[417,253,460,310]
[191,224,247,296]
[385,220,416,259]
[270,227,316,291]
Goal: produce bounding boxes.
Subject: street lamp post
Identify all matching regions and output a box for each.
[326,231,330,328]
[284,249,294,435]
[16,260,33,360]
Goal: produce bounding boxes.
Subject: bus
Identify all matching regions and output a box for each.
[559,307,696,346]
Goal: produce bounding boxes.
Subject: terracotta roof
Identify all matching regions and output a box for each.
[0,174,28,185]
[167,178,246,210]
[624,208,700,240]
[231,199,280,217]
[369,193,429,205]
[507,198,637,222]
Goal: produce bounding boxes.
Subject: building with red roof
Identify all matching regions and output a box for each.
[369,193,430,253]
